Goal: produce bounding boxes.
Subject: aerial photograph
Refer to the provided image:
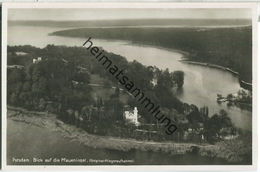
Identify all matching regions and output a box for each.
[6,7,252,165]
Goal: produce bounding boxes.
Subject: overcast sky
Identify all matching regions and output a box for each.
[9,8,251,21]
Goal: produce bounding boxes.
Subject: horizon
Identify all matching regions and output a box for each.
[8,18,252,22]
[8,8,251,21]
[8,18,252,27]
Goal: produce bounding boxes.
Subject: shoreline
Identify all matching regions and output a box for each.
[7,106,206,153]
[179,60,238,75]
[179,60,252,91]
[50,31,252,90]
[7,105,249,164]
[104,37,252,91]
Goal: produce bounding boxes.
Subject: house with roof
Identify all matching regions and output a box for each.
[33,57,42,64]
[124,106,140,126]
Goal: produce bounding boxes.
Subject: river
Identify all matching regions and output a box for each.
[7,25,252,165]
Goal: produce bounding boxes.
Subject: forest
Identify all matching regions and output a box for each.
[52,26,252,83]
[8,45,239,143]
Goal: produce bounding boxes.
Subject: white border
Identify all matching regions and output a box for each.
[1,2,258,171]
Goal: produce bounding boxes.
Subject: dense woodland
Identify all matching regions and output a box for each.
[52,26,252,82]
[8,45,240,143]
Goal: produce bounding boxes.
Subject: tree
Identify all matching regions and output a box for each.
[204,109,234,143]
[22,81,32,92]
[186,104,206,131]
[157,69,173,89]
[172,71,184,88]
[7,68,25,84]
[73,72,90,84]
[219,109,232,128]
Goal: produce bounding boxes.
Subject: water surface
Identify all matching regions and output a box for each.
[7,25,252,165]
[8,25,252,130]
[8,119,232,165]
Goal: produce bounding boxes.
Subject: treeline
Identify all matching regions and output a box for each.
[52,26,252,82]
[7,45,235,143]
[8,45,185,115]
[9,19,251,28]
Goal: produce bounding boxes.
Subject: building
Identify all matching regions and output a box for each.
[15,51,28,56]
[219,127,239,140]
[124,107,140,126]
[151,78,157,86]
[7,65,24,69]
[33,57,42,64]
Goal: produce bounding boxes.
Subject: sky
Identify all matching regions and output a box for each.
[8,8,252,21]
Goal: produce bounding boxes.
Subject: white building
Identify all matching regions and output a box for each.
[124,107,140,126]
[33,57,42,64]
[151,78,157,86]
[15,51,28,56]
[7,65,24,69]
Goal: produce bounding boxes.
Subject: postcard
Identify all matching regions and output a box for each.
[1,2,258,171]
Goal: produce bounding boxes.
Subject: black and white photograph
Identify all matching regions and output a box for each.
[1,2,258,170]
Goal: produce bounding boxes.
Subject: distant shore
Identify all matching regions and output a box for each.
[112,39,252,91]
[180,59,252,91]
[7,105,250,164]
[50,30,252,88]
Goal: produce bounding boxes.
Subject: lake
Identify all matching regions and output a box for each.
[7,25,252,165]
[8,25,251,130]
